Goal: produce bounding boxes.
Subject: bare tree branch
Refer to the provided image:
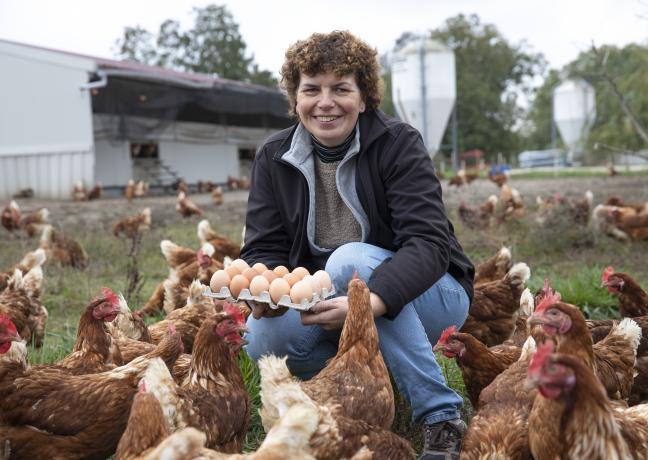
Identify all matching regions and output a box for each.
[591,43,648,145]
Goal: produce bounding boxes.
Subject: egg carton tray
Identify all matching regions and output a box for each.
[203,286,336,312]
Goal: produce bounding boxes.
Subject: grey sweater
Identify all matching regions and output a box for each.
[314,158,362,249]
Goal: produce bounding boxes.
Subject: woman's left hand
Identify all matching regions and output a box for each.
[300,296,348,330]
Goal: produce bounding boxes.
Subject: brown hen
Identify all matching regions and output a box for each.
[0,327,183,460]
[473,247,512,286]
[602,266,648,318]
[176,191,204,218]
[40,224,89,270]
[0,266,47,347]
[434,326,521,410]
[114,208,152,239]
[461,262,531,347]
[529,295,641,401]
[461,336,538,460]
[527,342,648,460]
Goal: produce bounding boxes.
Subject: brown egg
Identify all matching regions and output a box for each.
[224,265,241,278]
[273,265,289,277]
[290,279,313,304]
[262,269,277,283]
[249,275,270,296]
[291,266,310,280]
[209,270,231,293]
[252,262,268,274]
[231,258,250,273]
[242,267,260,282]
[269,278,291,304]
[302,275,321,295]
[283,272,300,287]
[229,274,250,298]
[312,270,333,292]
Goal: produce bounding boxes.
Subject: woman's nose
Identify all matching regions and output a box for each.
[317,90,335,109]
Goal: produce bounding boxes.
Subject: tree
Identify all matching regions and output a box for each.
[520,69,561,151]
[429,14,546,162]
[113,4,277,87]
[379,70,396,116]
[523,43,648,160]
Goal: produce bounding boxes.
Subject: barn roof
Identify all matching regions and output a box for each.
[0,38,292,129]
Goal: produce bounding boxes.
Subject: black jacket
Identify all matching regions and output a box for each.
[241,109,474,319]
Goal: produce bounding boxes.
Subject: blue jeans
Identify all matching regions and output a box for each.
[245,242,470,424]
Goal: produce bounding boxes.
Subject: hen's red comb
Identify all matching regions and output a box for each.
[139,380,147,393]
[224,302,245,325]
[528,340,555,376]
[437,326,457,346]
[352,271,359,280]
[0,314,18,337]
[535,290,562,313]
[101,287,119,307]
[601,266,614,283]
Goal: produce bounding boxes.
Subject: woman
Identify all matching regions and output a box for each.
[241,31,474,460]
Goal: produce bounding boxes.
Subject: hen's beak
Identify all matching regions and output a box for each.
[527,315,545,327]
[237,324,249,335]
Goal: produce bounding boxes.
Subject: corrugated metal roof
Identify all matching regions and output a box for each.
[0,38,279,93]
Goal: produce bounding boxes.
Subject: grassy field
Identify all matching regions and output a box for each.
[2,176,647,453]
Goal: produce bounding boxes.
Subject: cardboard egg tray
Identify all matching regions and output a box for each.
[203,286,336,312]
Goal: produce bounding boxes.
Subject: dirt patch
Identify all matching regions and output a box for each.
[13,190,251,232]
[14,176,648,228]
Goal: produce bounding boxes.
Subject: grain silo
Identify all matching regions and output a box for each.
[391,36,456,158]
[553,79,596,164]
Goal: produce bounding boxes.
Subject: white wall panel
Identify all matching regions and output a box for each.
[94,139,131,186]
[0,150,93,199]
[159,142,239,183]
[0,41,95,157]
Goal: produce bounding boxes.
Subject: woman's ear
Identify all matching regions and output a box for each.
[360,101,366,113]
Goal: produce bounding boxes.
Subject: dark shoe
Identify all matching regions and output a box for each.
[418,418,467,460]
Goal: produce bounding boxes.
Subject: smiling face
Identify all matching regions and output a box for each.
[296,72,365,147]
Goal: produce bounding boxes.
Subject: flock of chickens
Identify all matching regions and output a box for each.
[1,171,648,459]
[0,212,418,459]
[452,168,648,241]
[435,253,648,459]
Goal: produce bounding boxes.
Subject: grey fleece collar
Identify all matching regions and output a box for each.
[282,122,369,254]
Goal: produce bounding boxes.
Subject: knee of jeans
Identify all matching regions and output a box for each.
[325,242,375,292]
[243,333,266,362]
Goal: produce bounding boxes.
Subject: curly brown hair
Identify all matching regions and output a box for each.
[280,30,383,117]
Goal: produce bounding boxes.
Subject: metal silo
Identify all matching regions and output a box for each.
[553,79,596,164]
[391,36,456,158]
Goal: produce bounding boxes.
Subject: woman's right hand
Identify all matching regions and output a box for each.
[247,300,289,319]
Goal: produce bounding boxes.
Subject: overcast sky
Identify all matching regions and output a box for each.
[1,0,646,78]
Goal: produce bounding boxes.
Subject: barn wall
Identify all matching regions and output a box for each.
[93,114,277,186]
[159,142,239,183]
[94,139,131,186]
[0,150,93,199]
[0,40,96,198]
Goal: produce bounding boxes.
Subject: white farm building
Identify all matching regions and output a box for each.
[0,39,291,199]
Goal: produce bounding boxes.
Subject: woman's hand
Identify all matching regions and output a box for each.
[247,300,289,320]
[300,292,387,330]
[300,296,349,330]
